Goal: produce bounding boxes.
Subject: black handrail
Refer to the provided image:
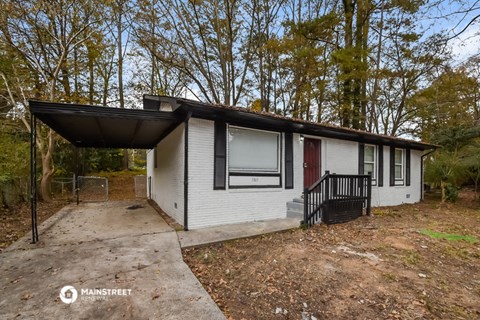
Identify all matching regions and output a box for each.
[303,171,372,227]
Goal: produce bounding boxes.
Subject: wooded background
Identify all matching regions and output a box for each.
[0,0,479,205]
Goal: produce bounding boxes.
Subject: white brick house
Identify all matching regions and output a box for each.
[145,95,436,230]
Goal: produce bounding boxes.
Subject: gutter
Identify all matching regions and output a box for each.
[421,149,436,201]
[183,112,192,231]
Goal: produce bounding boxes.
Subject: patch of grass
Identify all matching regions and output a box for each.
[435,278,450,292]
[373,208,399,217]
[447,304,472,318]
[403,250,420,265]
[382,272,398,282]
[443,245,476,260]
[419,229,478,243]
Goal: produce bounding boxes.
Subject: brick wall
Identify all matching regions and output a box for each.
[146,124,185,225]
[187,118,303,229]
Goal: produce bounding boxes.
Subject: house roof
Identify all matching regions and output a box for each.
[29,100,182,149]
[143,95,438,151]
[28,97,437,151]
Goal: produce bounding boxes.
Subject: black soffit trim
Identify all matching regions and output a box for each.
[146,96,438,151]
[29,100,182,149]
[30,100,179,120]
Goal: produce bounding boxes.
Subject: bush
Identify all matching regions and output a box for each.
[0,176,28,208]
[444,183,459,202]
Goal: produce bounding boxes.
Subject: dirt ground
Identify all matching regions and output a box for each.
[0,171,142,250]
[0,201,66,250]
[183,192,480,320]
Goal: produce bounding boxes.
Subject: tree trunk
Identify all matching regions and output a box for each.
[369,0,384,133]
[116,1,129,170]
[117,5,124,110]
[73,46,79,102]
[39,129,55,202]
[440,180,446,203]
[87,44,95,104]
[474,179,478,200]
[341,0,354,128]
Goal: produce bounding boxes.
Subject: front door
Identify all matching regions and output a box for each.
[304,138,321,188]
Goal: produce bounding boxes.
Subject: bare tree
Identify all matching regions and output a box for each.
[139,0,260,106]
[132,0,189,97]
[0,0,99,201]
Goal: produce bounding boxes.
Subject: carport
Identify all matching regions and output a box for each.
[28,100,187,243]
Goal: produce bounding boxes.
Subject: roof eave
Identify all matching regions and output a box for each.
[171,101,437,151]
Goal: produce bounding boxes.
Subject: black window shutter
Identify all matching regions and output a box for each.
[378,145,384,186]
[390,146,395,186]
[213,121,227,190]
[358,143,365,174]
[285,132,294,189]
[406,148,411,186]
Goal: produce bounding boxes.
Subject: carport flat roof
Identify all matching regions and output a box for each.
[29,100,183,149]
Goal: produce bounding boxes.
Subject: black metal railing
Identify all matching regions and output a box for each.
[303,171,372,227]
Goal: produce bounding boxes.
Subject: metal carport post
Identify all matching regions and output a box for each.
[27,99,185,243]
[30,112,38,243]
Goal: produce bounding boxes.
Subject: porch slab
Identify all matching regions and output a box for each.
[177,218,301,249]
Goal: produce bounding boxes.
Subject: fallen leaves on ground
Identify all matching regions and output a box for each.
[183,192,480,320]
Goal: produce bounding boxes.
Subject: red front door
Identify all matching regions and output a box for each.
[304,138,321,188]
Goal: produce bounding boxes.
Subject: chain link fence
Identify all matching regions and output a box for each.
[134,175,147,198]
[50,176,75,201]
[77,176,109,202]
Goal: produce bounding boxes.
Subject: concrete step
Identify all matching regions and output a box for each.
[287,201,303,211]
[287,210,303,219]
[286,200,303,220]
[286,195,325,222]
[293,197,304,203]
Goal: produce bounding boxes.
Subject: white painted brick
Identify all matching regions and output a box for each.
[370,148,422,206]
[146,124,184,225]
[187,118,302,229]
[319,137,422,206]
[147,117,424,229]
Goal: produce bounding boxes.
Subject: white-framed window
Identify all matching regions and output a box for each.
[394,148,404,181]
[228,126,280,173]
[364,144,376,179]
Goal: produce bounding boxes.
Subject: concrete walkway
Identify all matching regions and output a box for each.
[178,218,300,248]
[0,201,225,320]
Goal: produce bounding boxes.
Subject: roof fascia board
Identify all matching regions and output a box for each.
[29,100,179,121]
[173,102,436,151]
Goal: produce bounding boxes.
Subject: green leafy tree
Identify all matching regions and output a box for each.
[409,69,479,141]
[461,143,480,199]
[0,118,30,207]
[425,126,480,202]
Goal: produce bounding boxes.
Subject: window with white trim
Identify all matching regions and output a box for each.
[364,144,376,180]
[394,149,404,181]
[228,126,280,173]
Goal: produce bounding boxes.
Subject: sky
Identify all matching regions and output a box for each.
[427,1,480,64]
[120,1,480,107]
[449,25,479,64]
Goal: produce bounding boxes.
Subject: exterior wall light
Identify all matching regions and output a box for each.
[299,135,304,142]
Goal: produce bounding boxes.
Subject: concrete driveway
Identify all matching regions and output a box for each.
[0,200,225,320]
